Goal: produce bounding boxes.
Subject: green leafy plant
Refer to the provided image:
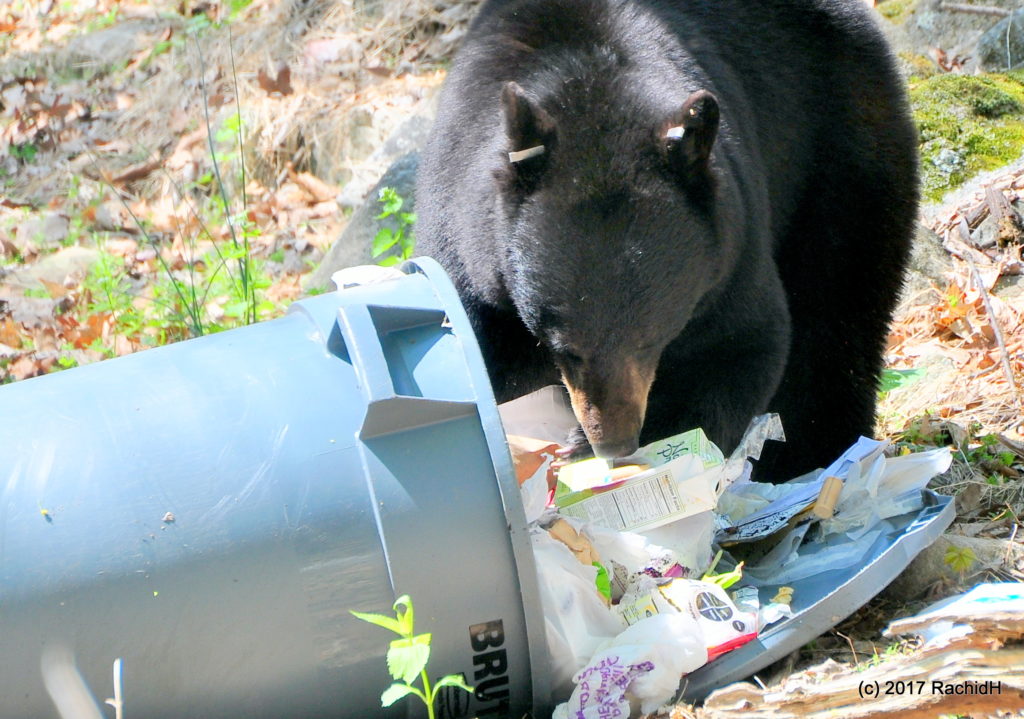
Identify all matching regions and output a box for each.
[351,595,473,718]
[943,544,976,576]
[10,142,38,163]
[878,367,926,397]
[76,36,280,346]
[371,187,417,267]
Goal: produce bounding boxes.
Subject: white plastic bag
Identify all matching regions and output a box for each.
[821,447,952,538]
[552,613,707,719]
[532,527,625,695]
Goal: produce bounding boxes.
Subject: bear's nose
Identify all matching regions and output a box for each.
[591,436,640,459]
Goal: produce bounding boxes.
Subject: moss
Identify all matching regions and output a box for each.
[899,52,940,81]
[877,0,918,24]
[910,73,1024,202]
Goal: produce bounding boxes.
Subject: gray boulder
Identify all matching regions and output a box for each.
[977,8,1024,71]
[304,151,419,292]
[897,223,954,306]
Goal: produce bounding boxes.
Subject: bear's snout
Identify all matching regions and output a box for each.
[561,356,656,459]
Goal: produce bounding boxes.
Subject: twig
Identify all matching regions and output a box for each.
[1007,523,1020,566]
[938,3,1011,18]
[835,630,859,665]
[964,250,1021,410]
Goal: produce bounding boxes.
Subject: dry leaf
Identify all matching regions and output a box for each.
[289,170,339,204]
[0,317,22,348]
[9,354,44,381]
[257,64,293,96]
[112,157,163,185]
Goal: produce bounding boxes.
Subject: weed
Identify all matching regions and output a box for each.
[858,642,907,671]
[878,367,926,397]
[943,544,977,576]
[351,595,473,718]
[10,143,38,164]
[85,7,118,32]
[74,31,280,346]
[372,187,417,267]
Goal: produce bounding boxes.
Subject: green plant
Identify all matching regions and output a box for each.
[878,367,926,397]
[10,142,38,163]
[943,544,976,576]
[371,187,417,267]
[351,595,473,718]
[79,34,280,344]
[858,641,906,671]
[86,6,118,32]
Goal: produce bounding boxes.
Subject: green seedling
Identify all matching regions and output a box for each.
[10,142,38,163]
[372,187,417,267]
[877,367,926,397]
[943,544,976,576]
[351,595,473,718]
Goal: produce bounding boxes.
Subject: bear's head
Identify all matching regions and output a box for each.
[493,80,729,458]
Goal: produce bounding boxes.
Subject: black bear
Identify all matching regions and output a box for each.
[415,0,918,480]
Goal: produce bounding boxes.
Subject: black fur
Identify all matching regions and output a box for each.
[416,0,918,480]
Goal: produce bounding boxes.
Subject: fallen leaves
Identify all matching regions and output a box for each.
[257,63,293,97]
[883,168,1024,440]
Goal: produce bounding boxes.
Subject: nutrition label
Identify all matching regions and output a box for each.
[559,470,686,531]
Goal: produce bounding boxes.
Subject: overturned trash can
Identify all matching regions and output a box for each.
[0,257,550,719]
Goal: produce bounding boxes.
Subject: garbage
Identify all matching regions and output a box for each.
[885,582,1024,651]
[727,446,952,587]
[551,614,708,719]
[554,428,721,534]
[701,583,1024,717]
[501,385,957,713]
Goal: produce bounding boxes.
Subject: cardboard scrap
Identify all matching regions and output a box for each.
[700,650,1024,719]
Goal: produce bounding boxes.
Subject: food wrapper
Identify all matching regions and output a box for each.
[616,577,758,661]
[554,429,722,533]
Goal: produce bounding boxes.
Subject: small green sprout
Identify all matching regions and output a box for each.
[351,594,473,718]
[943,544,976,576]
[371,187,417,267]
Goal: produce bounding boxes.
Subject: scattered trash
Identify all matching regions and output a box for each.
[885,582,1024,652]
[501,386,958,713]
[701,583,1024,717]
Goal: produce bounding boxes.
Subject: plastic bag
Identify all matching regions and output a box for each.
[551,613,707,719]
[821,447,952,538]
[532,526,625,695]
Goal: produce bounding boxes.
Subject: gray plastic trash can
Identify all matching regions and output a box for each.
[0,257,550,719]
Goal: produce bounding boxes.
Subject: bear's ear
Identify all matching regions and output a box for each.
[501,81,555,176]
[664,90,719,178]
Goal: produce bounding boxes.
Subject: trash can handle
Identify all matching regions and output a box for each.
[336,303,396,404]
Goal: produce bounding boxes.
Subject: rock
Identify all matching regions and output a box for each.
[303,151,419,293]
[14,213,69,252]
[932,147,965,177]
[336,113,434,209]
[884,533,1024,599]
[5,246,99,290]
[977,8,1024,72]
[877,0,1022,74]
[897,223,954,305]
[63,19,163,67]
